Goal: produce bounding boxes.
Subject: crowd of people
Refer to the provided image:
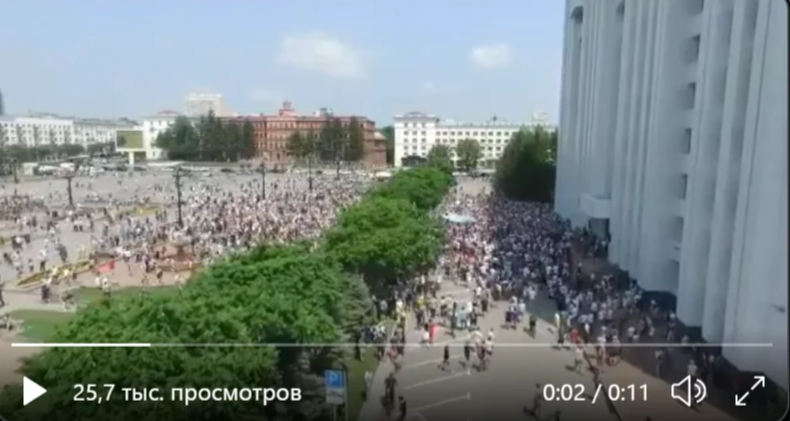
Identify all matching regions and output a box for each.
[0,172,371,311]
[377,185,726,421]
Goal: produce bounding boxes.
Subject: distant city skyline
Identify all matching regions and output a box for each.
[0,1,563,125]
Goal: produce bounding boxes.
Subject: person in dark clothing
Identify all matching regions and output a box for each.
[398,396,407,421]
[439,344,451,371]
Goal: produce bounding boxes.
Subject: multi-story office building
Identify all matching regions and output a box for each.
[392,112,554,168]
[73,118,137,146]
[0,116,75,147]
[184,93,234,117]
[555,0,787,388]
[0,115,137,148]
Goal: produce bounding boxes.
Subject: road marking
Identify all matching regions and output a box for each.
[412,393,471,411]
[403,357,445,369]
[403,371,470,390]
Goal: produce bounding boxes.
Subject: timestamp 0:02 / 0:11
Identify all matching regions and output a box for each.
[542,384,648,403]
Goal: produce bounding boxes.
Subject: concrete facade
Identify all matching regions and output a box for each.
[555,0,787,389]
[392,112,555,168]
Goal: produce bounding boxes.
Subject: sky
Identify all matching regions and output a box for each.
[0,0,565,125]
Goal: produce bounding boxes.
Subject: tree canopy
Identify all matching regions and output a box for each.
[455,138,482,171]
[324,196,444,293]
[380,125,395,165]
[369,166,454,211]
[493,127,557,203]
[0,161,453,421]
[426,144,453,174]
[155,112,255,162]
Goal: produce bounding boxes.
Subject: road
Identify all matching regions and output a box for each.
[359,282,617,421]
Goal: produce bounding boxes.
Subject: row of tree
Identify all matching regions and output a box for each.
[423,138,483,172]
[0,164,453,421]
[154,111,256,161]
[493,127,557,203]
[285,117,366,165]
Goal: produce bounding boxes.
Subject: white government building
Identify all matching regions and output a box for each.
[184,93,234,118]
[554,0,787,389]
[392,112,554,168]
[0,115,137,148]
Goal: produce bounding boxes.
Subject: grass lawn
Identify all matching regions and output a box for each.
[10,286,180,342]
[73,285,179,302]
[7,310,73,342]
[345,347,380,421]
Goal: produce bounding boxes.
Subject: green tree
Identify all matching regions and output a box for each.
[286,131,308,161]
[494,127,557,203]
[240,119,256,160]
[325,197,444,293]
[0,243,374,421]
[58,144,85,157]
[156,117,200,160]
[344,117,365,162]
[455,138,482,171]
[48,128,57,152]
[426,144,453,174]
[380,125,395,165]
[370,166,453,211]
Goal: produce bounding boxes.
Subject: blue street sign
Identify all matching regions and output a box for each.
[324,370,346,405]
[325,370,345,388]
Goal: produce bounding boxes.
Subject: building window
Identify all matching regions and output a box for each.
[681,128,692,154]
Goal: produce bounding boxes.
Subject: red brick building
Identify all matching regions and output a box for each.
[224,101,386,168]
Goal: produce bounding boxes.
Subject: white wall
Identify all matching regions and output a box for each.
[142,118,176,160]
[556,0,787,389]
[393,113,552,167]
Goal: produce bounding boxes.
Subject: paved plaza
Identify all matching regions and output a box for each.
[360,283,616,421]
[0,172,318,286]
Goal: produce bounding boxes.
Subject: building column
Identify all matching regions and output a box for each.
[701,0,758,343]
[677,0,732,326]
[723,0,788,387]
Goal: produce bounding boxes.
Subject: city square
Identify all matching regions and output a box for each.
[0,1,786,421]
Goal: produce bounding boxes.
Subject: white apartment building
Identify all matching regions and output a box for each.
[555,0,787,388]
[184,93,233,117]
[0,116,75,147]
[73,118,137,146]
[393,112,554,168]
[141,110,182,159]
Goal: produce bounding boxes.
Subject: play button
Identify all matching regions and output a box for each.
[23,377,47,405]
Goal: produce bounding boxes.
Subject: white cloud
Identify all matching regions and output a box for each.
[469,44,513,69]
[277,32,366,79]
[421,81,438,94]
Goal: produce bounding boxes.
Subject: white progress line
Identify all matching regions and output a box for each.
[9,342,774,348]
[12,343,152,348]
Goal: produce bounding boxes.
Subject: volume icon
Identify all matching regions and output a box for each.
[670,375,707,407]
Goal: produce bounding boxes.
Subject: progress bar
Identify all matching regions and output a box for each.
[9,342,775,348]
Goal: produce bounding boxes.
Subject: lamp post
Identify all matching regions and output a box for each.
[11,157,18,184]
[174,166,184,229]
[64,171,75,208]
[260,162,266,199]
[308,153,314,191]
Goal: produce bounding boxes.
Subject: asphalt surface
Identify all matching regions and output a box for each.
[360,283,617,421]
